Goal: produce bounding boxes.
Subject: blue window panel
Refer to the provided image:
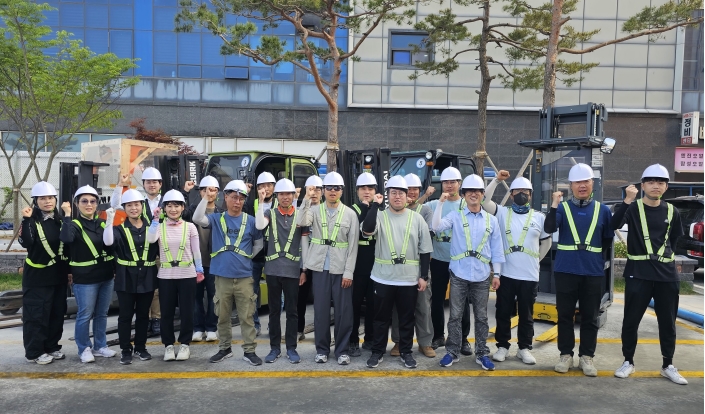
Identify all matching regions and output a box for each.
[60,134,90,153]
[391,50,411,66]
[202,35,224,65]
[134,31,153,76]
[154,64,177,78]
[226,53,249,67]
[249,67,272,81]
[225,67,248,79]
[336,37,348,52]
[339,61,348,83]
[85,0,109,3]
[296,67,314,83]
[272,83,295,105]
[110,30,132,58]
[154,8,177,31]
[202,66,225,79]
[67,29,84,42]
[177,32,201,65]
[134,1,152,30]
[297,84,327,106]
[44,8,59,27]
[272,21,295,35]
[85,29,109,54]
[249,83,271,104]
[154,32,177,63]
[154,0,177,6]
[273,62,294,81]
[225,14,237,26]
[110,0,134,4]
[86,5,108,28]
[91,134,121,142]
[178,65,201,78]
[60,4,84,27]
[279,36,294,52]
[109,5,133,29]
[248,36,267,67]
[390,33,427,49]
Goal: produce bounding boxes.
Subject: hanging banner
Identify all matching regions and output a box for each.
[681,112,700,145]
[675,147,704,173]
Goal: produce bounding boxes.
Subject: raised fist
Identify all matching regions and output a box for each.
[152,207,161,218]
[373,193,384,204]
[183,181,196,192]
[258,187,267,202]
[119,173,131,187]
[305,186,317,199]
[439,192,450,202]
[551,191,563,208]
[295,187,301,199]
[21,206,33,218]
[497,170,510,181]
[106,208,116,219]
[624,184,639,203]
[424,186,436,196]
[61,202,71,215]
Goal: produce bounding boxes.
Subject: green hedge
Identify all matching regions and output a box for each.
[0,273,22,291]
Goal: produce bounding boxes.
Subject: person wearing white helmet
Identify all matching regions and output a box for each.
[426,166,473,353]
[432,174,505,371]
[298,170,359,365]
[611,164,687,385]
[297,175,324,341]
[361,175,433,369]
[19,181,68,365]
[60,185,117,363]
[483,170,552,365]
[103,189,160,365]
[255,178,308,364]
[193,180,264,366]
[146,189,204,362]
[544,163,613,377]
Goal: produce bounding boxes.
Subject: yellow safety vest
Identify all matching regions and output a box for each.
[627,200,675,263]
[450,210,491,264]
[557,201,602,253]
[310,204,349,248]
[25,221,64,268]
[265,209,300,262]
[116,223,156,267]
[160,221,192,268]
[210,213,251,259]
[69,220,113,267]
[374,210,418,265]
[504,208,539,258]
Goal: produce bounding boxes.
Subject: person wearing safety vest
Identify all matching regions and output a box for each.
[362,176,433,369]
[60,185,117,363]
[103,189,160,365]
[427,167,473,353]
[348,172,379,357]
[483,171,552,365]
[297,175,323,341]
[611,164,687,385]
[297,171,359,365]
[193,180,264,366]
[255,178,308,364]
[432,175,505,371]
[146,190,203,362]
[543,163,613,377]
[19,181,69,365]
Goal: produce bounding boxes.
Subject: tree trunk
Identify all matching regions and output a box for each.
[543,0,564,109]
[475,1,493,177]
[12,187,19,232]
[327,89,339,173]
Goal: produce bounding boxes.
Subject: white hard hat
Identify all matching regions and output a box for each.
[274,178,296,193]
[162,189,186,204]
[142,167,162,181]
[385,175,408,191]
[322,171,345,187]
[355,172,377,187]
[223,180,248,196]
[199,175,220,189]
[305,175,323,188]
[509,177,533,191]
[568,163,594,182]
[256,172,276,185]
[74,185,99,200]
[440,167,462,181]
[404,173,422,188]
[121,189,145,205]
[31,181,57,197]
[461,174,485,190]
[641,164,670,182]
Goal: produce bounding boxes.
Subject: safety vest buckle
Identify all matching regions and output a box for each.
[577,244,587,250]
[224,245,236,252]
[329,240,337,247]
[278,251,286,258]
[510,246,523,253]
[169,260,179,267]
[649,254,660,261]
[393,258,406,265]
[439,236,451,242]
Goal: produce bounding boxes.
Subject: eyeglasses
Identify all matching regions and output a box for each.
[325,186,342,192]
[79,199,97,205]
[389,190,406,197]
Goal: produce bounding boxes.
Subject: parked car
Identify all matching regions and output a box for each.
[667,195,704,269]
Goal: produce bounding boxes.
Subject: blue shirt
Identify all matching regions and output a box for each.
[554,201,613,277]
[207,212,262,279]
[428,199,463,262]
[434,208,505,282]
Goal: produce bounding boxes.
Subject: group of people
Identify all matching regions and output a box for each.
[19,161,688,384]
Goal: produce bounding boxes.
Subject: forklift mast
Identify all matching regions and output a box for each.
[59,161,110,218]
[154,154,207,205]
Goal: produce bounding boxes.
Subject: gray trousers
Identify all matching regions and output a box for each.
[391,278,433,347]
[312,271,353,358]
[446,272,491,358]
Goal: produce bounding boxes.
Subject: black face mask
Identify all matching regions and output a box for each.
[513,192,529,206]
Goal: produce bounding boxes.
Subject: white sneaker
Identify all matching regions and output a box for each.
[164,345,176,361]
[80,347,95,363]
[27,353,53,365]
[554,354,572,373]
[578,355,598,377]
[492,347,509,362]
[516,349,536,365]
[92,347,117,358]
[192,331,204,342]
[205,331,218,342]
[48,351,65,360]
[614,361,635,378]
[337,355,351,365]
[661,365,688,385]
[175,344,190,361]
[314,354,328,363]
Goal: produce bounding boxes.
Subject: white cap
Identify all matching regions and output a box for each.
[385,175,408,191]
[509,177,533,191]
[274,178,296,193]
[461,174,484,190]
[568,163,594,182]
[356,172,377,187]
[305,175,323,188]
[74,185,99,200]
[199,175,220,189]
[440,167,462,181]
[404,173,422,188]
[322,171,344,187]
[31,181,57,197]
[256,172,276,185]
[223,180,248,196]
[162,189,186,204]
[121,189,145,205]
[142,167,162,181]
[641,164,670,182]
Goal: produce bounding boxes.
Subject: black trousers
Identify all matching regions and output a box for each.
[622,277,679,360]
[430,259,470,341]
[159,277,196,346]
[297,269,312,332]
[267,275,300,350]
[555,272,604,357]
[495,276,538,350]
[116,290,155,352]
[351,267,375,345]
[371,281,418,355]
[22,284,67,359]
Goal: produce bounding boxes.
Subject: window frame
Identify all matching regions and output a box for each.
[387,30,433,70]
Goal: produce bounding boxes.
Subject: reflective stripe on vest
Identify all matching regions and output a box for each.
[504,208,539,258]
[374,210,418,265]
[25,221,64,269]
[160,221,192,268]
[265,209,300,262]
[434,199,466,242]
[627,200,675,263]
[310,204,349,248]
[210,213,251,259]
[557,201,602,253]
[69,220,113,267]
[116,223,155,267]
[450,211,491,263]
[352,204,375,246]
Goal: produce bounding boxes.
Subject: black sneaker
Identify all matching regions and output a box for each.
[134,349,152,361]
[243,352,262,366]
[400,353,417,369]
[348,342,361,357]
[361,341,373,350]
[460,340,473,356]
[210,348,234,363]
[120,352,132,365]
[431,337,446,350]
[366,353,383,368]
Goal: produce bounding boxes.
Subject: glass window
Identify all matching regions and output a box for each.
[85,5,108,28]
[178,32,201,65]
[178,65,201,78]
[91,134,122,141]
[226,52,249,66]
[60,4,84,27]
[154,32,177,63]
[296,67,314,83]
[43,8,59,27]
[272,83,294,105]
[154,8,177,31]
[273,62,294,81]
[109,30,132,59]
[225,67,248,79]
[85,0,109,3]
[54,134,90,152]
[134,1,152,30]
[154,64,177,78]
[134,31,153,76]
[67,29,85,42]
[249,67,272,81]
[154,0,177,5]
[389,31,432,69]
[110,0,134,4]
[202,35,224,65]
[391,50,411,66]
[202,66,225,79]
[109,5,133,29]
[272,21,295,35]
[85,29,109,54]
[1,132,45,152]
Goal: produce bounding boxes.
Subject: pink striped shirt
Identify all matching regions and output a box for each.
[147,219,201,279]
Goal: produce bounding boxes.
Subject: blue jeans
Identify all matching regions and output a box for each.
[194,268,217,332]
[252,261,264,329]
[73,279,114,355]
